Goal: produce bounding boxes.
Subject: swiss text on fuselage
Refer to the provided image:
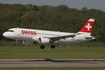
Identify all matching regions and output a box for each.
[21,30,36,35]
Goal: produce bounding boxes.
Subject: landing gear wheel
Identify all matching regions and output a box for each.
[51,45,55,49]
[40,45,45,49]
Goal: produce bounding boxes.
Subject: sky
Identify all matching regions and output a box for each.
[0,0,105,11]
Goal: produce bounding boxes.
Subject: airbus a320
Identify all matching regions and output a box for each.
[3,19,95,49]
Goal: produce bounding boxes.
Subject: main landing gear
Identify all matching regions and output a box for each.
[40,45,45,49]
[51,45,55,49]
[40,45,55,49]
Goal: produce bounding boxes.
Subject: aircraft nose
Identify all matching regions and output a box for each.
[3,32,8,37]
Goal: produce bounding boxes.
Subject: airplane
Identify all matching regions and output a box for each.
[3,19,95,49]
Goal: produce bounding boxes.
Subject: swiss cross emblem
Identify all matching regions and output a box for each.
[85,23,92,31]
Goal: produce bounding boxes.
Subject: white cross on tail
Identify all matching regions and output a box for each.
[86,23,92,31]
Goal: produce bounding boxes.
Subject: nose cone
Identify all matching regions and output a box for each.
[3,32,8,37]
[3,32,16,39]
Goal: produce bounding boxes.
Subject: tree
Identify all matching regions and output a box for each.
[0,4,105,41]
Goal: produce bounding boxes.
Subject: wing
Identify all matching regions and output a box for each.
[51,35,75,41]
[44,34,76,42]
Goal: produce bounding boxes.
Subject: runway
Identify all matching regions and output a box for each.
[0,58,105,68]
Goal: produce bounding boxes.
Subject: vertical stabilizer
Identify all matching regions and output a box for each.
[78,19,95,35]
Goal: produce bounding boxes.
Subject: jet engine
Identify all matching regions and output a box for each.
[33,37,50,44]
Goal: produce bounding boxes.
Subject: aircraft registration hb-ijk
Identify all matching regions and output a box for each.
[3,19,95,49]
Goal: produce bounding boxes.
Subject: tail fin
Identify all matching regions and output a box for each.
[78,19,95,35]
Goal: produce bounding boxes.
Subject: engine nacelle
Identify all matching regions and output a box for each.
[32,37,50,44]
[39,38,50,44]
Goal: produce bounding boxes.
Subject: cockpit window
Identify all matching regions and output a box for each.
[7,30,14,32]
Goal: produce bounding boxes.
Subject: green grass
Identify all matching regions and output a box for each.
[0,42,105,69]
[0,41,105,58]
[0,45,105,58]
[0,68,105,70]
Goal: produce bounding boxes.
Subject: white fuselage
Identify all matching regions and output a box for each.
[3,28,94,44]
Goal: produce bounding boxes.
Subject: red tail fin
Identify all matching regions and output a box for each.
[79,19,95,33]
